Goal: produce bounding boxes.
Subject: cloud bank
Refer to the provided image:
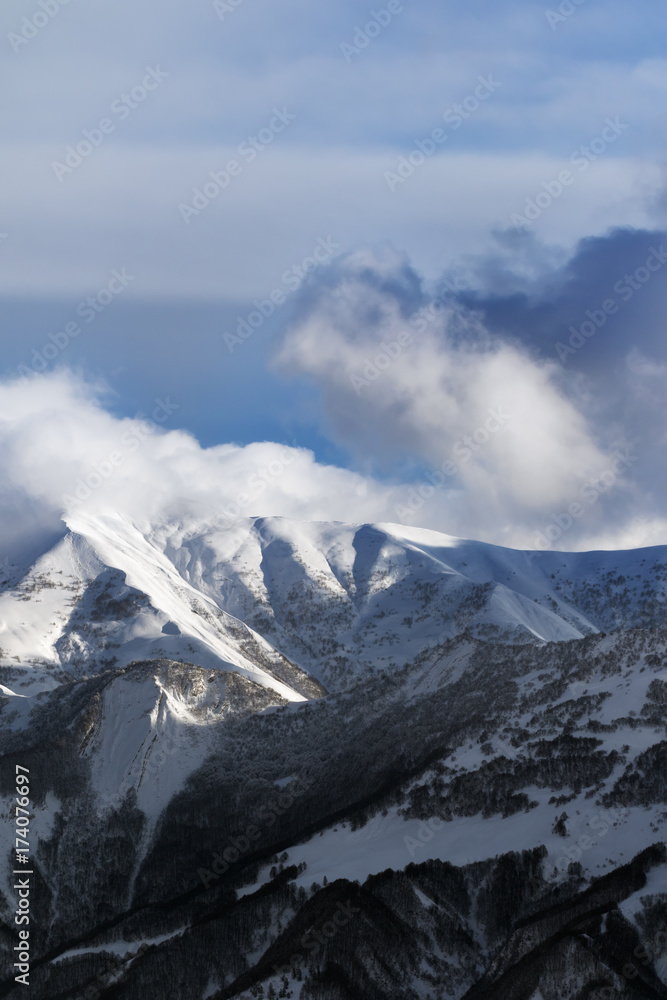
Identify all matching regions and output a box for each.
[275,232,667,551]
[1,221,665,556]
[0,371,402,564]
[1,0,664,299]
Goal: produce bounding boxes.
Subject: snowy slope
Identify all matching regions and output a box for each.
[2,511,666,699]
[2,511,667,1000]
[145,513,667,688]
[0,512,321,703]
[2,510,667,834]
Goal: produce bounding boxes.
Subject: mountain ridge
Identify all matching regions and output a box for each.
[1,512,666,998]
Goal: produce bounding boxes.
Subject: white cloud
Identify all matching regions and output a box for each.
[276,247,660,547]
[0,371,401,549]
[0,144,659,299]
[0,366,662,554]
[1,0,663,302]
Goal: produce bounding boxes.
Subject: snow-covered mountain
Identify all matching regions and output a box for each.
[3,510,666,691]
[1,512,666,999]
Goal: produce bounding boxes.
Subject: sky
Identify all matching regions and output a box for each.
[0,0,666,553]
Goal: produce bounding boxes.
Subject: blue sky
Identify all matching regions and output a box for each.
[0,0,665,550]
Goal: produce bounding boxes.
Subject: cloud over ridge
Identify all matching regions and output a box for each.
[2,224,666,556]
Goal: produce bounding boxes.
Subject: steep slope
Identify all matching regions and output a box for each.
[0,513,323,703]
[2,626,666,999]
[147,514,667,690]
[4,512,666,701]
[1,513,667,999]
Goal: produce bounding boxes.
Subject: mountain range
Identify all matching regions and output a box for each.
[1,511,666,999]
